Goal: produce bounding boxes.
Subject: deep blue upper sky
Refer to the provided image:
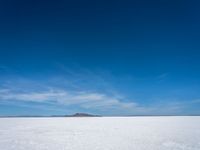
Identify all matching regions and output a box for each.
[0,0,200,115]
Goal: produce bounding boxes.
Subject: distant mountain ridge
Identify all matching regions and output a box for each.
[68,113,100,117]
[1,113,199,118]
[0,113,100,118]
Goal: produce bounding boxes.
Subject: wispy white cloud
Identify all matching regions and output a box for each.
[0,67,199,115]
[2,87,197,115]
[0,68,142,115]
[0,88,138,113]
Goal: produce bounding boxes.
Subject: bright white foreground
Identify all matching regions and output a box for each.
[0,117,200,150]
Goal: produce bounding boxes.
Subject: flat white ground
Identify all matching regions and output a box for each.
[0,116,200,150]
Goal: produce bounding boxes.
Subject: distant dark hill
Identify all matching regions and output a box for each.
[68,113,100,117]
[0,113,101,118]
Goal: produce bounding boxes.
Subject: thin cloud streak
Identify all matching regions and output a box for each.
[0,68,199,115]
[0,88,138,112]
[1,87,198,115]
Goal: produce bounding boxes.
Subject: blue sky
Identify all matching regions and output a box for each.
[0,0,200,116]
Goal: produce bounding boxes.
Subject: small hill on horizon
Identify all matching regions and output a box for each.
[67,113,100,117]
